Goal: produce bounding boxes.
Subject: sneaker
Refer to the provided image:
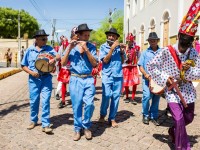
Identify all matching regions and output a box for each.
[142,116,149,125]
[42,126,53,133]
[131,100,137,105]
[165,108,172,117]
[57,101,65,108]
[84,129,92,140]
[73,132,81,141]
[56,94,60,100]
[27,122,37,130]
[124,98,130,103]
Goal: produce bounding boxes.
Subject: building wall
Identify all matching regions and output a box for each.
[124,0,194,50]
[0,39,34,62]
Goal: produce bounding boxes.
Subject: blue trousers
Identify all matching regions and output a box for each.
[69,76,95,132]
[28,74,52,127]
[100,75,123,121]
[142,78,160,119]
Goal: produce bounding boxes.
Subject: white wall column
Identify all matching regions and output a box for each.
[160,21,164,48]
[178,0,184,31]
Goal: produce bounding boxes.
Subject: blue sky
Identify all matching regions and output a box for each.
[0,0,124,41]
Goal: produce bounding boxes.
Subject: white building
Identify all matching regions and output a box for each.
[124,0,200,50]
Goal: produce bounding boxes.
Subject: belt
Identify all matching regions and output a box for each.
[71,73,92,78]
[39,73,50,76]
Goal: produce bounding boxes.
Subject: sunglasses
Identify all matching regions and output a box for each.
[39,38,47,41]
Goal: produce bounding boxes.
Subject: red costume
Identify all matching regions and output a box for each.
[57,39,70,105]
[122,33,140,103]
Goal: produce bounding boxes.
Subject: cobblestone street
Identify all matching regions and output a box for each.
[0,72,200,150]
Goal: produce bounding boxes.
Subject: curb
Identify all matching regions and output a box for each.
[0,68,22,80]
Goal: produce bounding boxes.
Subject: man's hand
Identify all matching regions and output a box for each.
[80,41,88,52]
[30,71,39,78]
[111,40,120,49]
[68,40,78,50]
[49,58,55,65]
[144,73,150,80]
[166,76,173,87]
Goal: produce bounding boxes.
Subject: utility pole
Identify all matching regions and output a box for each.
[109,9,112,28]
[108,8,116,28]
[51,19,56,47]
[18,10,21,66]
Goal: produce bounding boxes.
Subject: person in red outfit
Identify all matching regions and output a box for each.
[122,33,140,105]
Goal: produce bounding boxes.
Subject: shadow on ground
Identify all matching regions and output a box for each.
[153,133,200,149]
[50,113,74,129]
[91,110,134,137]
[0,102,29,118]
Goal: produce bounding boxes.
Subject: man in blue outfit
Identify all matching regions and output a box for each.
[21,29,60,133]
[138,32,161,126]
[61,24,98,141]
[98,28,125,128]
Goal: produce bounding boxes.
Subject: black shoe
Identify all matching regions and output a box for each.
[165,108,172,117]
[56,94,60,100]
[124,98,130,103]
[57,101,65,108]
[151,119,160,126]
[131,100,137,105]
[120,92,124,97]
[142,116,149,125]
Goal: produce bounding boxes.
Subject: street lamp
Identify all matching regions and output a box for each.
[18,10,21,53]
[108,8,116,28]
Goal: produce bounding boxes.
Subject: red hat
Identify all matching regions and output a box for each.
[126,33,135,42]
[179,0,200,36]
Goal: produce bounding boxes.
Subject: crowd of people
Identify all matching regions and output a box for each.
[20,1,199,149]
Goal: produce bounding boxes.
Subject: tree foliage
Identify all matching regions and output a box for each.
[90,10,124,48]
[0,7,39,39]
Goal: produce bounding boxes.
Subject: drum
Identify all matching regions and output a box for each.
[149,79,165,95]
[35,53,55,73]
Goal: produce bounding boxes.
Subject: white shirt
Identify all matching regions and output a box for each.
[147,44,200,104]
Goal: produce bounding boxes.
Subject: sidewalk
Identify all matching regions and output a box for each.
[0,62,22,80]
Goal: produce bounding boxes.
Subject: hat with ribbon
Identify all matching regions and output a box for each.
[75,24,92,34]
[105,28,120,37]
[179,0,200,36]
[126,33,135,41]
[33,29,49,38]
[147,32,160,40]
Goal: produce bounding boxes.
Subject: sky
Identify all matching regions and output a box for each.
[0,0,124,42]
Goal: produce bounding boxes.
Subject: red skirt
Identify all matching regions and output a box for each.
[123,66,140,86]
[57,68,70,83]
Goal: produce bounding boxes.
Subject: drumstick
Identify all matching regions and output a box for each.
[39,63,44,71]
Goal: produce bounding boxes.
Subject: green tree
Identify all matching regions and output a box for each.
[90,10,124,48]
[0,7,39,38]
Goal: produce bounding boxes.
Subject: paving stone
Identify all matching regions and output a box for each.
[0,71,199,150]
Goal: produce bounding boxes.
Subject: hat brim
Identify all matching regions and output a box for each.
[75,29,93,34]
[33,34,49,38]
[146,37,160,41]
[105,31,120,37]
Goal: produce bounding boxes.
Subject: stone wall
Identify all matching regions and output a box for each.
[0,39,34,62]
